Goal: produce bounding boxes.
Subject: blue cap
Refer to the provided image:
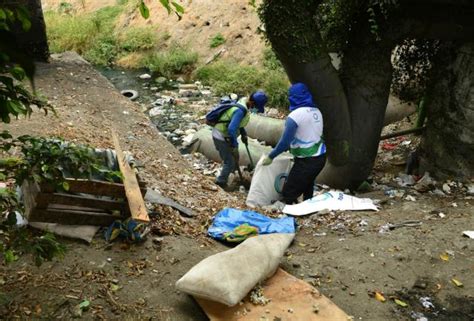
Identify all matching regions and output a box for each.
[251,90,268,113]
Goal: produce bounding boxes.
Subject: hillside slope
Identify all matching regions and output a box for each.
[42,0,266,65]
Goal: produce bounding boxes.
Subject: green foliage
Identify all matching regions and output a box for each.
[44,5,124,65]
[210,33,226,48]
[143,44,198,78]
[262,47,283,71]
[118,26,157,52]
[139,0,184,20]
[195,60,289,109]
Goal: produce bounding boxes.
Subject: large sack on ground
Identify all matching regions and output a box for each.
[246,155,293,207]
[175,233,294,306]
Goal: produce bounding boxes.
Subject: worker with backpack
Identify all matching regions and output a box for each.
[206,90,268,188]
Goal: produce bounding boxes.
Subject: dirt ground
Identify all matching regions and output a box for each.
[1,54,473,320]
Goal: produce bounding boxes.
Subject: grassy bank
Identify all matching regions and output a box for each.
[44,5,289,109]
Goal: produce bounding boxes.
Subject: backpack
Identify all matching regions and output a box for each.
[205,96,247,127]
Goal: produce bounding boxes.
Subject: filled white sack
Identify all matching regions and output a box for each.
[283,191,379,216]
[246,155,293,208]
[175,233,294,306]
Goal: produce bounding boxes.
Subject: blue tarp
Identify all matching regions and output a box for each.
[208,208,296,241]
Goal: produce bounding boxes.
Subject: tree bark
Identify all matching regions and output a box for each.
[261,0,351,166]
[10,0,49,61]
[317,26,394,189]
[420,42,474,179]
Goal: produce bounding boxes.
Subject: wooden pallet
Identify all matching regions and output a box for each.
[22,178,146,226]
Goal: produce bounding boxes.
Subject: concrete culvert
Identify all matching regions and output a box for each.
[120,89,139,101]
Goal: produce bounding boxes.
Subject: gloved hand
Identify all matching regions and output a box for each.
[262,156,273,166]
[241,134,248,145]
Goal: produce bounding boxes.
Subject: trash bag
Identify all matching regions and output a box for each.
[176,233,295,306]
[246,155,293,208]
[208,208,295,242]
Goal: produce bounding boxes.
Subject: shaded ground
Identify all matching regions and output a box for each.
[1,54,473,320]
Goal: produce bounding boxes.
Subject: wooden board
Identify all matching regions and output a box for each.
[111,129,149,223]
[29,208,121,226]
[40,179,146,198]
[196,268,349,321]
[36,193,127,211]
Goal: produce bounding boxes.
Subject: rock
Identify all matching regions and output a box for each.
[150,87,158,91]
[200,89,212,96]
[184,128,196,135]
[155,76,167,84]
[176,77,185,83]
[139,73,152,79]
[179,83,198,90]
[442,183,451,194]
[466,184,474,195]
[149,107,163,117]
[266,108,279,117]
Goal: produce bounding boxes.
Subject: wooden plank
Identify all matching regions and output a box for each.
[111,129,149,223]
[29,208,121,226]
[41,179,127,198]
[144,189,194,217]
[196,268,349,321]
[35,193,127,211]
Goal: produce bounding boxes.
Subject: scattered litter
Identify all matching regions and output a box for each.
[405,195,416,202]
[439,252,449,261]
[462,231,474,239]
[249,284,271,306]
[374,291,386,302]
[207,208,295,242]
[467,184,474,195]
[138,73,151,79]
[387,220,422,230]
[283,191,378,216]
[411,311,428,321]
[451,278,463,287]
[419,296,435,309]
[438,213,446,218]
[396,173,416,187]
[72,299,90,318]
[394,299,408,307]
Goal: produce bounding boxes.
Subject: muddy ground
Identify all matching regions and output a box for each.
[1,54,473,320]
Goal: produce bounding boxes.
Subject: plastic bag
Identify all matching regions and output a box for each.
[246,155,293,207]
[208,208,295,241]
[175,233,295,306]
[283,191,379,216]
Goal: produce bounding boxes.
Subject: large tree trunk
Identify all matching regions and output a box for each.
[420,42,474,179]
[261,0,351,167]
[317,33,394,189]
[12,0,49,61]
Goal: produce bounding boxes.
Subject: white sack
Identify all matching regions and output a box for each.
[283,191,378,216]
[29,222,100,243]
[175,233,294,306]
[246,155,293,208]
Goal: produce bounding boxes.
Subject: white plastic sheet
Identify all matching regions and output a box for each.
[246,155,293,208]
[283,191,378,216]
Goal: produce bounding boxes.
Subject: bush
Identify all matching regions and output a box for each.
[44,6,124,65]
[195,60,289,109]
[117,26,157,52]
[143,44,198,78]
[210,33,226,48]
[263,47,284,71]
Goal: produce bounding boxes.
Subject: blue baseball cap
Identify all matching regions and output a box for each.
[250,90,268,113]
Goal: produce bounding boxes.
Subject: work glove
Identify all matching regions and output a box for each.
[262,156,273,166]
[241,134,248,145]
